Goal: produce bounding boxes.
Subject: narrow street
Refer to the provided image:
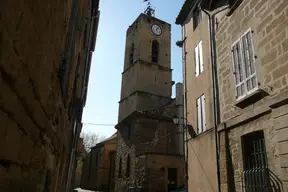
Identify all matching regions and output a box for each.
[1,0,288,192]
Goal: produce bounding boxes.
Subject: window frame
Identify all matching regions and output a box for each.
[193,4,202,31]
[195,40,203,77]
[196,94,206,134]
[231,28,258,101]
[151,40,159,63]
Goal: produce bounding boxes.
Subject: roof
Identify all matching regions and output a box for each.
[175,0,221,25]
[91,132,117,148]
[115,99,175,129]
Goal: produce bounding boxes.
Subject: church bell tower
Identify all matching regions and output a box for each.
[118,11,172,122]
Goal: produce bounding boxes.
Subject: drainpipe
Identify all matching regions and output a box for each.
[201,6,229,192]
[181,24,189,192]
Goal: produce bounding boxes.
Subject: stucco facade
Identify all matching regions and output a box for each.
[0,0,99,191]
[176,1,218,192]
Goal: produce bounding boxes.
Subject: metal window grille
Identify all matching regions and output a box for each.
[241,131,271,192]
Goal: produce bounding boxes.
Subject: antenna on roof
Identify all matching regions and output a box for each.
[143,0,155,17]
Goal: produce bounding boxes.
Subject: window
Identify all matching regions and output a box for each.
[242,131,270,191]
[118,158,122,178]
[151,40,159,63]
[232,30,257,100]
[126,155,131,178]
[195,40,203,77]
[193,5,202,30]
[129,43,134,64]
[128,124,131,140]
[196,94,206,134]
[95,152,98,168]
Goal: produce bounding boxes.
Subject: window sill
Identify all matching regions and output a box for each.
[226,0,243,16]
[235,88,268,109]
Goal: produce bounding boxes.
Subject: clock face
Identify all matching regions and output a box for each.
[151,24,162,36]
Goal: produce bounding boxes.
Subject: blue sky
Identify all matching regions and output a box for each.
[81,0,184,138]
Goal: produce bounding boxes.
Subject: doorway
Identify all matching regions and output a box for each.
[168,168,177,192]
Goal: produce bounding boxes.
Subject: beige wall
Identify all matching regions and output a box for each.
[187,130,218,192]
[181,4,217,192]
[183,9,214,132]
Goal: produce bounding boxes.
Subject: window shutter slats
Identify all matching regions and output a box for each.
[232,30,258,100]
[197,97,201,133]
[201,95,206,132]
[195,45,199,76]
[199,41,204,73]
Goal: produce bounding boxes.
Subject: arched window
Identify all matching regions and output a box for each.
[151,40,159,63]
[126,155,131,178]
[118,158,122,178]
[129,43,134,64]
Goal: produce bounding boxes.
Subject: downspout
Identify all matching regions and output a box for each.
[182,24,189,192]
[201,6,229,192]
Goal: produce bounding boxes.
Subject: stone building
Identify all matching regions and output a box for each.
[176,0,288,191]
[115,11,185,192]
[0,0,100,191]
[81,133,117,191]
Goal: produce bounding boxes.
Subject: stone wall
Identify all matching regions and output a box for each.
[115,116,183,192]
[216,0,288,191]
[0,0,94,191]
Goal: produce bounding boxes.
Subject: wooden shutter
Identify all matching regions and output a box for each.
[201,95,206,132]
[195,44,199,77]
[242,31,257,92]
[199,41,204,73]
[232,41,245,99]
[197,97,201,133]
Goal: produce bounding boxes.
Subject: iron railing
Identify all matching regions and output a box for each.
[241,135,283,192]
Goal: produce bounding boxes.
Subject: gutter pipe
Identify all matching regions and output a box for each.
[201,6,229,192]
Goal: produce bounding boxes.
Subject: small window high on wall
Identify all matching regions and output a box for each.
[126,155,131,178]
[129,43,134,64]
[151,40,159,63]
[118,158,122,178]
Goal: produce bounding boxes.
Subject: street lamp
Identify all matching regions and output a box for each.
[173,115,179,125]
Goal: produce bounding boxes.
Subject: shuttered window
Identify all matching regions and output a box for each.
[195,40,203,77]
[232,30,257,100]
[197,94,206,134]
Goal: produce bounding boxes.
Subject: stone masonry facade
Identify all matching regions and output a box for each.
[0,0,99,191]
[216,0,288,191]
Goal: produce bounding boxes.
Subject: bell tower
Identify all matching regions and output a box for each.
[118,12,172,122]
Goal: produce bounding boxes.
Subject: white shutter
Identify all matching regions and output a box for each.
[195,45,199,77]
[232,41,245,99]
[201,95,206,132]
[197,97,201,133]
[199,41,204,73]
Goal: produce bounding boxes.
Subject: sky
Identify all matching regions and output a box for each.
[81,0,185,138]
